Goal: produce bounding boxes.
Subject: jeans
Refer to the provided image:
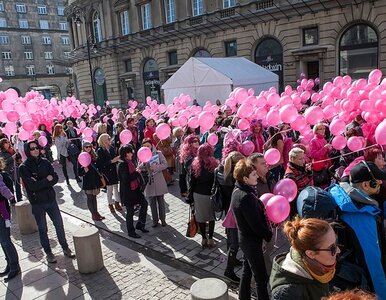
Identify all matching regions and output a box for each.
[31,201,69,254]
[226,228,239,272]
[239,241,269,300]
[126,194,148,234]
[59,155,78,180]
[107,184,120,205]
[0,216,19,272]
[149,196,166,225]
[14,166,22,202]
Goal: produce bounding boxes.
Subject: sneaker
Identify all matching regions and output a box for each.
[224,270,240,283]
[46,253,57,263]
[63,248,76,258]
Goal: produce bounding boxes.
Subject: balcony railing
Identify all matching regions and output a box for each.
[220,8,235,18]
[189,16,203,26]
[257,0,274,10]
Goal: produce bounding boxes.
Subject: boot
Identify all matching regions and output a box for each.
[0,265,9,277]
[108,204,115,213]
[207,239,216,249]
[96,212,105,220]
[114,201,122,211]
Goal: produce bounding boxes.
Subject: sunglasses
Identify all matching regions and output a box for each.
[30,147,39,151]
[84,146,92,149]
[314,242,338,256]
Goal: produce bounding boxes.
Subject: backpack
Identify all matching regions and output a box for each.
[296,185,338,219]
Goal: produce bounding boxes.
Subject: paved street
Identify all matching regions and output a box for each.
[1,158,289,299]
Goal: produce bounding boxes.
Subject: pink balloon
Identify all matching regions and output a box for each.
[137,147,152,163]
[178,116,188,127]
[238,119,249,131]
[1,100,14,111]
[234,88,248,103]
[83,127,93,137]
[0,111,8,122]
[375,119,386,145]
[6,111,19,122]
[119,129,133,144]
[198,111,215,129]
[368,69,382,85]
[188,117,199,129]
[18,129,29,141]
[266,195,290,223]
[290,115,307,131]
[331,135,347,150]
[304,106,324,125]
[22,119,35,131]
[260,193,274,207]
[279,105,298,124]
[241,141,254,156]
[347,136,363,152]
[266,109,280,126]
[4,123,17,135]
[207,133,218,146]
[264,148,281,165]
[38,136,48,147]
[78,152,92,167]
[158,104,166,113]
[156,123,171,140]
[273,179,298,202]
[329,119,346,136]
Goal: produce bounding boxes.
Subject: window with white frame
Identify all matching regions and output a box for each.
[46,65,55,74]
[65,67,73,74]
[192,0,203,16]
[92,11,102,43]
[0,2,4,12]
[59,22,67,30]
[24,52,33,59]
[16,3,26,13]
[223,0,236,8]
[2,51,11,59]
[44,51,53,59]
[165,0,176,24]
[63,51,70,58]
[42,36,51,44]
[5,66,14,76]
[0,18,7,27]
[19,19,28,28]
[142,3,152,30]
[120,10,130,35]
[37,5,47,14]
[21,35,31,44]
[61,36,70,45]
[40,20,49,29]
[57,6,64,16]
[26,65,35,75]
[0,35,9,44]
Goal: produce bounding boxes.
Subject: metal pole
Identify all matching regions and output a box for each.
[87,38,96,105]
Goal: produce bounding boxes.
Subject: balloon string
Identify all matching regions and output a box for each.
[274,226,279,249]
[263,128,292,148]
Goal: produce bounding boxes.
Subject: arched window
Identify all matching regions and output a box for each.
[143,58,161,102]
[193,49,211,58]
[92,11,102,43]
[339,24,378,79]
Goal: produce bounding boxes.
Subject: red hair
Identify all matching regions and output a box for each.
[364,145,383,162]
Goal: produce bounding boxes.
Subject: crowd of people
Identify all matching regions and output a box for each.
[0,103,384,300]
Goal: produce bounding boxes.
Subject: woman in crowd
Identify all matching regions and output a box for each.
[270,217,340,299]
[52,124,72,185]
[96,133,122,213]
[189,143,219,249]
[118,145,148,238]
[38,124,53,163]
[126,117,139,150]
[96,123,107,144]
[309,122,332,188]
[249,120,265,154]
[0,138,20,203]
[144,118,156,146]
[231,158,272,300]
[178,134,199,197]
[140,138,168,227]
[264,126,285,182]
[78,141,105,221]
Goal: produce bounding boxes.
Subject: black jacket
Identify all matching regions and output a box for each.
[78,160,101,191]
[190,167,215,196]
[65,127,81,151]
[20,141,58,205]
[231,181,272,244]
[118,159,142,206]
[215,164,234,212]
[96,147,118,185]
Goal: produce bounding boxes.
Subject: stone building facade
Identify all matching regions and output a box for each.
[0,0,73,99]
[65,0,385,108]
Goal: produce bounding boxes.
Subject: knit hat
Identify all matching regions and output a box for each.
[82,141,92,148]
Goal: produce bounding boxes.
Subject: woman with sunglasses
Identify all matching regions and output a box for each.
[78,141,105,221]
[270,217,340,299]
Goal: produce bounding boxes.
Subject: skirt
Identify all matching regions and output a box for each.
[193,192,214,223]
[85,188,100,196]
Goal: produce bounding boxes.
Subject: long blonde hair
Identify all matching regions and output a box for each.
[97,133,111,149]
[223,151,244,177]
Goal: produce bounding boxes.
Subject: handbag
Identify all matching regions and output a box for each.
[90,164,108,188]
[222,208,237,229]
[67,143,80,156]
[210,172,224,220]
[186,207,198,238]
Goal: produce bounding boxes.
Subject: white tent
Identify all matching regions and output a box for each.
[161,57,279,106]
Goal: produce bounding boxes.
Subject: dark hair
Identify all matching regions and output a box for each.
[0,138,10,150]
[233,158,256,182]
[142,138,152,146]
[119,145,134,160]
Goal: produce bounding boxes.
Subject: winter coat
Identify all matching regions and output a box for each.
[270,251,329,300]
[96,147,118,185]
[118,159,142,206]
[309,134,330,171]
[0,171,13,218]
[144,126,156,146]
[0,149,15,176]
[20,141,59,205]
[190,167,215,196]
[140,149,168,197]
[78,160,101,191]
[284,162,313,192]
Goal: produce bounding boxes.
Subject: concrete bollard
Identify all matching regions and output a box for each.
[73,227,104,274]
[190,278,229,300]
[15,200,38,235]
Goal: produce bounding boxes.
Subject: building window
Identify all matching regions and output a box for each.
[339,24,378,79]
[42,36,51,44]
[142,3,152,30]
[65,67,73,74]
[168,50,178,65]
[19,19,28,28]
[223,0,236,8]
[44,51,53,59]
[63,51,70,58]
[2,51,12,60]
[26,65,35,75]
[303,27,318,46]
[24,52,33,59]
[61,36,70,45]
[165,0,176,24]
[59,22,67,30]
[0,35,9,44]
[37,5,47,14]
[0,2,4,12]
[46,65,55,75]
[16,3,26,13]
[57,6,64,16]
[92,11,102,43]
[40,20,49,29]
[125,59,132,72]
[5,66,14,76]
[120,10,130,36]
[225,40,237,57]
[21,35,31,44]
[0,18,7,28]
[192,0,203,16]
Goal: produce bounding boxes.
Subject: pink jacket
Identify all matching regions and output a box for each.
[309,134,330,171]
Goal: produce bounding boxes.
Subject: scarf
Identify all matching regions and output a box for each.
[127,160,139,191]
